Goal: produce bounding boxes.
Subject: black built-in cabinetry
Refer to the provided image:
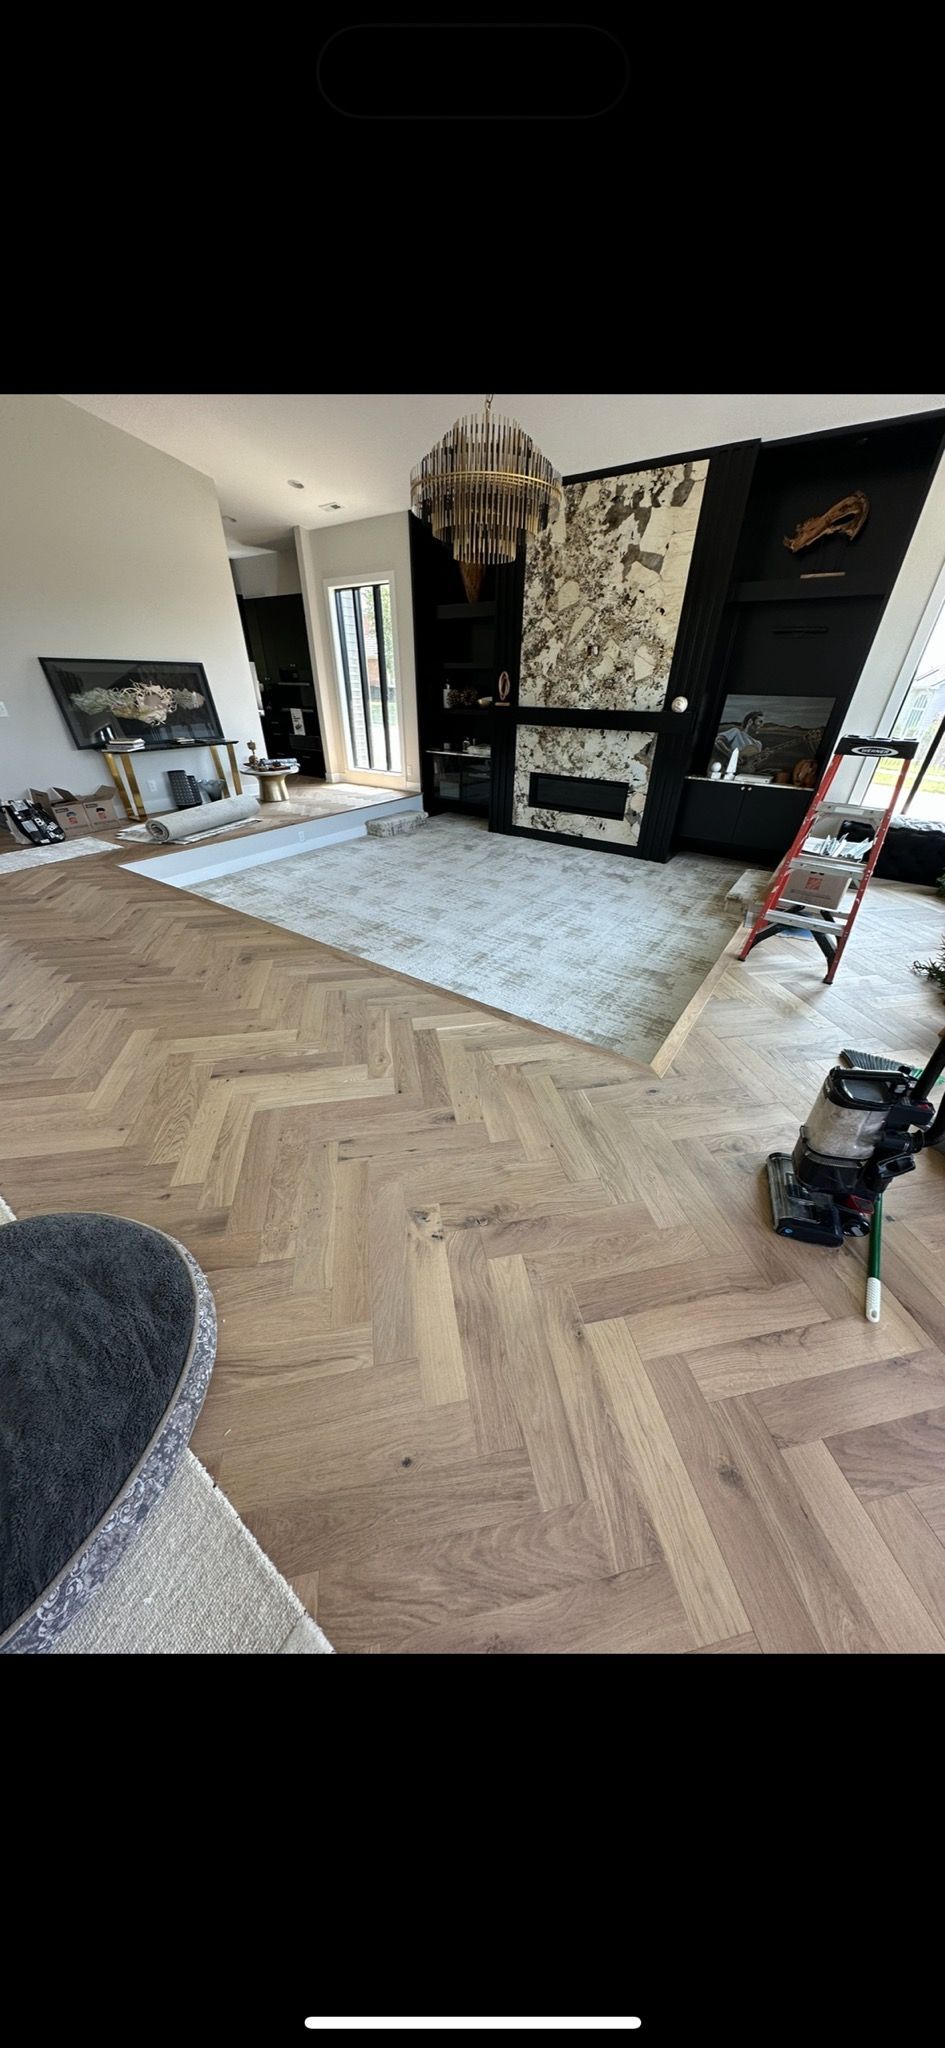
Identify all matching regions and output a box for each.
[408,413,944,862]
[676,411,945,861]
[409,515,522,821]
[237,594,326,778]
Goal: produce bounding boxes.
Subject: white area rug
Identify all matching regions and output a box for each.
[187,816,748,1064]
[0,836,112,872]
[118,817,273,846]
[53,1452,333,1656]
[117,782,403,845]
[0,1193,332,1655]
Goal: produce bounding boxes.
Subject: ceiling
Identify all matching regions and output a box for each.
[61,393,945,552]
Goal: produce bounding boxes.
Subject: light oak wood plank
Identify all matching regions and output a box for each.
[643,1356,825,1654]
[688,1311,926,1402]
[588,1318,750,1647]
[865,1491,945,1638]
[317,1500,612,1652]
[752,1350,945,1448]
[826,1404,945,1500]
[783,1442,945,1654]
[532,1277,658,1573]
[625,1281,827,1362]
[397,1560,694,1656]
[713,1398,888,1654]
[446,1227,524,1455]
[487,1255,585,1513]
[406,1203,468,1406]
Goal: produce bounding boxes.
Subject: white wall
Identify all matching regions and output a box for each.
[0,394,264,812]
[294,512,419,788]
[230,549,301,599]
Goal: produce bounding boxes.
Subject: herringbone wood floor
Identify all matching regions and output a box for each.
[4,848,945,1653]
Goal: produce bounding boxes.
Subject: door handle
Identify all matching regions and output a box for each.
[671,696,688,713]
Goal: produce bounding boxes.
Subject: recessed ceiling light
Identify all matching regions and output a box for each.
[319,501,343,511]
[287,479,305,489]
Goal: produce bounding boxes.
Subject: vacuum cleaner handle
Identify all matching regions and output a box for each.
[911,1027,945,1106]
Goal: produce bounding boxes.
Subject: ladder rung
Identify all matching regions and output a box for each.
[812,802,885,820]
[763,908,851,931]
[788,855,865,874]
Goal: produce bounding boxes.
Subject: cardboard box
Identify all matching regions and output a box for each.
[783,863,851,911]
[84,787,124,825]
[53,804,91,834]
[29,784,123,831]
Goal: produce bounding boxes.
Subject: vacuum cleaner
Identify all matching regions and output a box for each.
[768,1035,945,1250]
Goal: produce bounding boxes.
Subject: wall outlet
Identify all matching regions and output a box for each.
[145,778,159,793]
[0,701,8,717]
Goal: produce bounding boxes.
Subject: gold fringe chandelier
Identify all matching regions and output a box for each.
[410,395,562,597]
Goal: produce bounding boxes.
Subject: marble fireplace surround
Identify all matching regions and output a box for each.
[519,460,709,715]
[510,455,710,851]
[512,724,657,847]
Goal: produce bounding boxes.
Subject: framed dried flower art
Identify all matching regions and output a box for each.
[39,658,225,750]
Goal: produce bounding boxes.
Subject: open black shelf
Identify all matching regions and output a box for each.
[410,517,520,823]
[436,601,497,620]
[679,408,945,863]
[732,578,887,605]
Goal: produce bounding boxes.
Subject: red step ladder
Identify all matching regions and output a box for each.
[738,734,918,984]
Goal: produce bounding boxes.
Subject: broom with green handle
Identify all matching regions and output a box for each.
[865,1195,883,1323]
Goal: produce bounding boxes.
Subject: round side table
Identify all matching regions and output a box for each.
[243,764,300,803]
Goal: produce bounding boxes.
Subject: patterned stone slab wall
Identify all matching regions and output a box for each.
[513,459,708,845]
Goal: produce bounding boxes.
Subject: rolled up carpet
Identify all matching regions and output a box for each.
[146,793,260,842]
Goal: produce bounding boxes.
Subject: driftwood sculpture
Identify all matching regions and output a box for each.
[784,490,870,553]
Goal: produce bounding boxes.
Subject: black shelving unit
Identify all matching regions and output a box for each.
[409,517,521,821]
[676,410,945,862]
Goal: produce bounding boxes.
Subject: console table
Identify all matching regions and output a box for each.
[101,740,243,822]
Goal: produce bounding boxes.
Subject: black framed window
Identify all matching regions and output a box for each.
[332,582,401,774]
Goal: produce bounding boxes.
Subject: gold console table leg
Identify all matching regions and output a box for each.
[102,752,147,822]
[209,743,243,798]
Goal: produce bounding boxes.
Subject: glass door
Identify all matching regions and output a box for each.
[331,580,402,775]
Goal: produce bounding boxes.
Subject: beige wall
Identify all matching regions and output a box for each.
[0,394,264,812]
[294,512,419,787]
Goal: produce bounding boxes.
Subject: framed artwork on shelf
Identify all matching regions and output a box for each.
[709,694,833,785]
[38,657,225,751]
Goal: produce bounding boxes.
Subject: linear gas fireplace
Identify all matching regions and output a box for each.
[514,726,655,848]
[528,772,629,819]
